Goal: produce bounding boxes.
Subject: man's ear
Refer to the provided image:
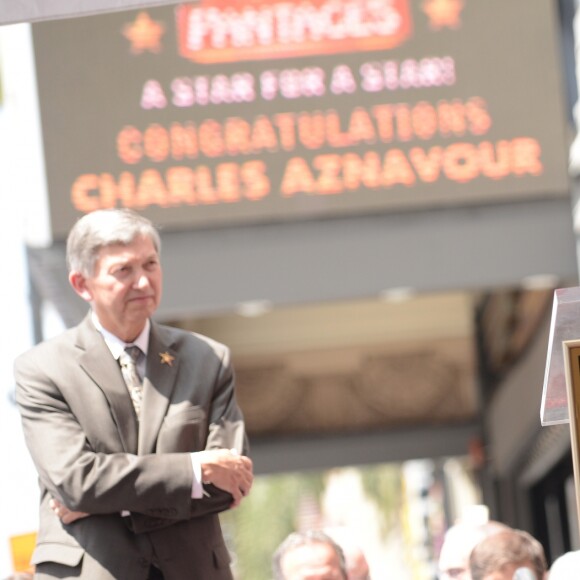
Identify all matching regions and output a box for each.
[69,271,93,302]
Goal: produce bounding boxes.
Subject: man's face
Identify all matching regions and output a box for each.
[70,235,162,341]
[281,542,344,580]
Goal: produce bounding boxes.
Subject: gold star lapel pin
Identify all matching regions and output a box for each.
[159,352,175,366]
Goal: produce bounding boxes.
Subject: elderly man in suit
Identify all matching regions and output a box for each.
[14,209,253,579]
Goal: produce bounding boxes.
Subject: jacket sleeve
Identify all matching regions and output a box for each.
[205,342,250,455]
[129,341,249,533]
[15,349,195,520]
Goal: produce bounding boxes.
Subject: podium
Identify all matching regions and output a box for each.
[542,287,580,521]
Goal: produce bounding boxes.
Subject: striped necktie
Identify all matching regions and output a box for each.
[119,345,143,420]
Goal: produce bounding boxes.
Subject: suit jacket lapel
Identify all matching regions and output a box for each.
[75,314,139,454]
[138,322,179,454]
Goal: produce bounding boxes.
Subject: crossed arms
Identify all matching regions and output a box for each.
[14,339,253,530]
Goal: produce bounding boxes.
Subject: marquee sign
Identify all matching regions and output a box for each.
[32,0,570,238]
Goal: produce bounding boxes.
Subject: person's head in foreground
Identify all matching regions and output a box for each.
[439,520,510,580]
[469,529,547,580]
[272,530,348,580]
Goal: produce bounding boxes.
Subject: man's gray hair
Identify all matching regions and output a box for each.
[272,530,347,579]
[66,209,161,276]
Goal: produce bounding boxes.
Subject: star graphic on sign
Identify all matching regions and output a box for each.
[123,12,165,54]
[159,352,175,366]
[422,0,464,30]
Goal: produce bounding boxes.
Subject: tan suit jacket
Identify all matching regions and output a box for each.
[14,314,247,579]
